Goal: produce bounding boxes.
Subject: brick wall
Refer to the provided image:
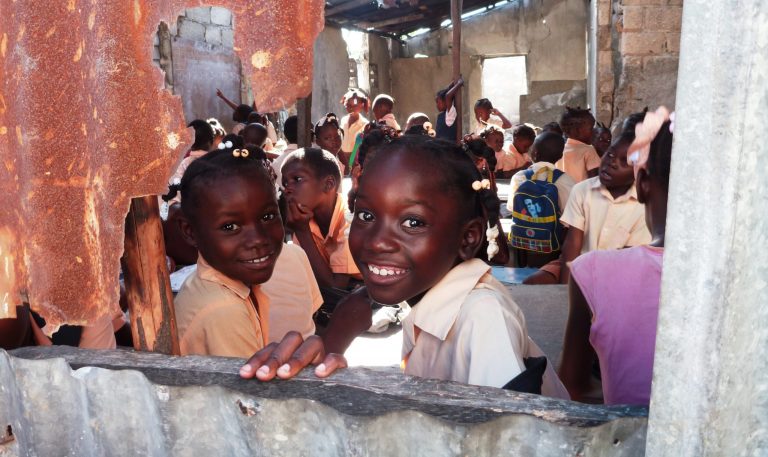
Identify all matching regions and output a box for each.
[594,0,682,130]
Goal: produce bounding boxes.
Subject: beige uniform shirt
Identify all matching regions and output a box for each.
[294,193,361,276]
[340,114,368,153]
[262,244,323,342]
[401,259,529,388]
[560,177,651,254]
[496,143,530,172]
[175,256,270,358]
[555,138,602,183]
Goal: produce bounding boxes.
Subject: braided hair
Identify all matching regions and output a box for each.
[559,106,594,135]
[161,146,275,216]
[360,136,501,259]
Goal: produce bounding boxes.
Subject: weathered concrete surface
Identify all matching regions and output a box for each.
[2,347,647,456]
[520,80,588,128]
[311,26,350,124]
[0,0,323,329]
[400,0,587,127]
[645,1,768,456]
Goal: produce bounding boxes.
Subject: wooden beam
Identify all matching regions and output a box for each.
[359,13,425,30]
[123,196,180,355]
[451,0,463,142]
[326,0,375,17]
[297,94,313,148]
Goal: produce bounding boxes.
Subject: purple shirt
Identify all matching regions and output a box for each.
[570,245,663,405]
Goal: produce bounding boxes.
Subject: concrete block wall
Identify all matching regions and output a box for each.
[594,0,683,130]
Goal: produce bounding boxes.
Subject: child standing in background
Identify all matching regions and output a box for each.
[559,108,673,406]
[473,98,513,135]
[372,94,401,131]
[435,76,464,141]
[592,122,612,157]
[555,107,601,182]
[340,89,370,170]
[312,113,346,174]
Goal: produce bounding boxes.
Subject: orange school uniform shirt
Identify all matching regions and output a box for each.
[294,193,361,277]
[555,138,602,183]
[262,244,323,342]
[175,255,271,358]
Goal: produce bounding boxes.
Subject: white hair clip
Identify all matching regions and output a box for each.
[172,178,181,186]
[218,140,233,150]
[423,122,436,138]
[486,222,500,259]
[471,179,491,191]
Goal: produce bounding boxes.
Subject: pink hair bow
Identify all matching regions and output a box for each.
[628,106,673,178]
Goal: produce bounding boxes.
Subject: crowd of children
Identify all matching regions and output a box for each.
[1,80,674,407]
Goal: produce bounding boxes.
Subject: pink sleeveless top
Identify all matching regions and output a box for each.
[570,245,663,405]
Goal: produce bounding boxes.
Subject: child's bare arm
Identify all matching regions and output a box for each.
[586,168,599,179]
[239,288,372,380]
[559,227,584,284]
[558,279,595,401]
[215,88,238,111]
[445,76,464,107]
[491,108,513,129]
[286,200,352,289]
[0,306,31,349]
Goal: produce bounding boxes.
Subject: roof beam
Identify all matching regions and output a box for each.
[326,0,376,16]
[359,13,425,29]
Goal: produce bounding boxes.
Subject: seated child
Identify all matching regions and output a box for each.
[473,98,513,135]
[216,88,252,134]
[555,106,601,183]
[312,113,346,174]
[435,76,463,141]
[244,136,568,395]
[541,121,564,137]
[241,123,269,150]
[281,148,361,290]
[559,107,672,406]
[591,121,612,157]
[171,120,214,183]
[508,132,575,267]
[339,89,370,170]
[403,112,430,135]
[174,146,285,357]
[207,118,226,149]
[506,124,536,168]
[371,94,401,131]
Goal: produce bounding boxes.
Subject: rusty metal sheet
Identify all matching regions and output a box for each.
[0,1,324,329]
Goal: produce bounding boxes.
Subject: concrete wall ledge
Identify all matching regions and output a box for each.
[1,347,647,456]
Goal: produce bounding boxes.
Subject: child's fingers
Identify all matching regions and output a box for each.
[239,342,279,379]
[253,332,305,381]
[315,354,348,378]
[275,335,326,379]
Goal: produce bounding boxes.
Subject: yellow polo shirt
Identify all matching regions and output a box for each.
[401,259,529,388]
[262,244,323,342]
[560,177,651,254]
[175,256,270,358]
[555,138,602,183]
[294,193,361,277]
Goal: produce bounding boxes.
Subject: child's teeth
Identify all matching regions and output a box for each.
[369,265,405,276]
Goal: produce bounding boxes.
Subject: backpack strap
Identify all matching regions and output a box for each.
[552,168,565,183]
[524,169,535,181]
[531,167,554,182]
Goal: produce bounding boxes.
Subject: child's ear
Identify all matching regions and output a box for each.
[459,217,485,261]
[178,214,198,248]
[636,169,651,204]
[323,175,337,193]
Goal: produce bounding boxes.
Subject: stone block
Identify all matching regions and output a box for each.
[661,7,683,31]
[222,28,234,48]
[598,26,612,50]
[621,31,666,55]
[177,17,206,42]
[186,6,211,24]
[4,347,650,457]
[598,50,613,74]
[643,55,679,76]
[598,3,612,26]
[666,32,681,53]
[622,0,660,5]
[623,6,645,30]
[211,6,232,26]
[665,0,683,5]
[643,7,663,30]
[205,26,222,46]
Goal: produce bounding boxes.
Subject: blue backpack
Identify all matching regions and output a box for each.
[510,168,565,253]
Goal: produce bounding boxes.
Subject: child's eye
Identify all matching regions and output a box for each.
[401,218,425,229]
[221,223,240,231]
[261,212,277,222]
[356,210,374,222]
